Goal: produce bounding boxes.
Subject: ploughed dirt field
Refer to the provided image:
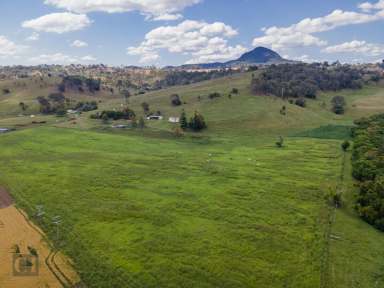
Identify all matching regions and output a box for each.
[0,187,79,288]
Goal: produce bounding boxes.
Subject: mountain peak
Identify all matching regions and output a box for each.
[236,47,283,63]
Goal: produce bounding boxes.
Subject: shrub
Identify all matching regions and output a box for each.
[138,117,145,129]
[341,140,350,151]
[331,95,346,115]
[189,111,207,131]
[327,190,342,208]
[295,98,306,108]
[170,94,182,106]
[93,108,136,121]
[208,92,221,99]
[180,110,188,130]
[19,102,28,111]
[275,136,284,148]
[141,102,150,113]
[75,101,98,112]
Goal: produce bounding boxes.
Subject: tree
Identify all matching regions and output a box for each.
[331,95,346,115]
[295,98,306,108]
[208,92,221,99]
[341,140,350,152]
[141,102,150,114]
[131,117,138,128]
[170,94,182,106]
[101,113,109,124]
[138,117,145,129]
[275,136,284,148]
[189,111,207,131]
[121,90,131,105]
[327,190,342,208]
[180,110,188,130]
[19,102,28,112]
[37,96,51,114]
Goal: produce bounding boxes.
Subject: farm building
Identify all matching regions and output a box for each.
[147,115,163,120]
[169,117,180,123]
[0,128,10,133]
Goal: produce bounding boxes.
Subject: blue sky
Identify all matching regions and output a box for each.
[0,0,383,66]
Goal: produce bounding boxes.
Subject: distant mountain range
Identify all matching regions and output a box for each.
[168,47,289,70]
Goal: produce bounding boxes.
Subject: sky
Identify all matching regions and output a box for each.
[0,0,383,66]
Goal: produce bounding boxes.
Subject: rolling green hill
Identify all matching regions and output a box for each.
[0,72,384,287]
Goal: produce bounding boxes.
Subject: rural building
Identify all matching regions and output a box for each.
[146,115,163,120]
[169,117,180,123]
[0,128,10,133]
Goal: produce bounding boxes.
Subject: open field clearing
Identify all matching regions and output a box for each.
[0,188,79,288]
[0,127,345,287]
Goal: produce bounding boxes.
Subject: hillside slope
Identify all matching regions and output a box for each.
[0,73,384,287]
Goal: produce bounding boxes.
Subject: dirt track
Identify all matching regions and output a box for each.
[0,188,79,288]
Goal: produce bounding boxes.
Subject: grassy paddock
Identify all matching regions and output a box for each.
[0,127,341,287]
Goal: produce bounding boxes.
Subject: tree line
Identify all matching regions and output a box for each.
[36,93,98,115]
[58,76,101,94]
[352,114,384,231]
[156,70,236,88]
[251,63,367,99]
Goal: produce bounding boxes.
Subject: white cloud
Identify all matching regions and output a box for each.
[71,40,88,48]
[22,13,91,33]
[359,0,384,12]
[0,36,27,56]
[252,8,384,51]
[44,0,201,21]
[26,32,40,41]
[253,31,327,50]
[323,40,384,56]
[127,20,245,64]
[152,13,183,21]
[127,46,160,63]
[81,55,97,61]
[29,53,96,64]
[288,54,321,63]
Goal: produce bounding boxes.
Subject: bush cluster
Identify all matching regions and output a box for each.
[352,114,384,231]
[158,70,235,87]
[59,76,101,93]
[91,108,136,121]
[37,93,67,115]
[251,63,364,99]
[74,101,98,112]
[180,110,207,132]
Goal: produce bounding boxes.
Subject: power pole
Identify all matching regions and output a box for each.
[52,216,62,246]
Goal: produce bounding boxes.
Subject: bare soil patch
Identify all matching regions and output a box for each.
[0,187,13,208]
